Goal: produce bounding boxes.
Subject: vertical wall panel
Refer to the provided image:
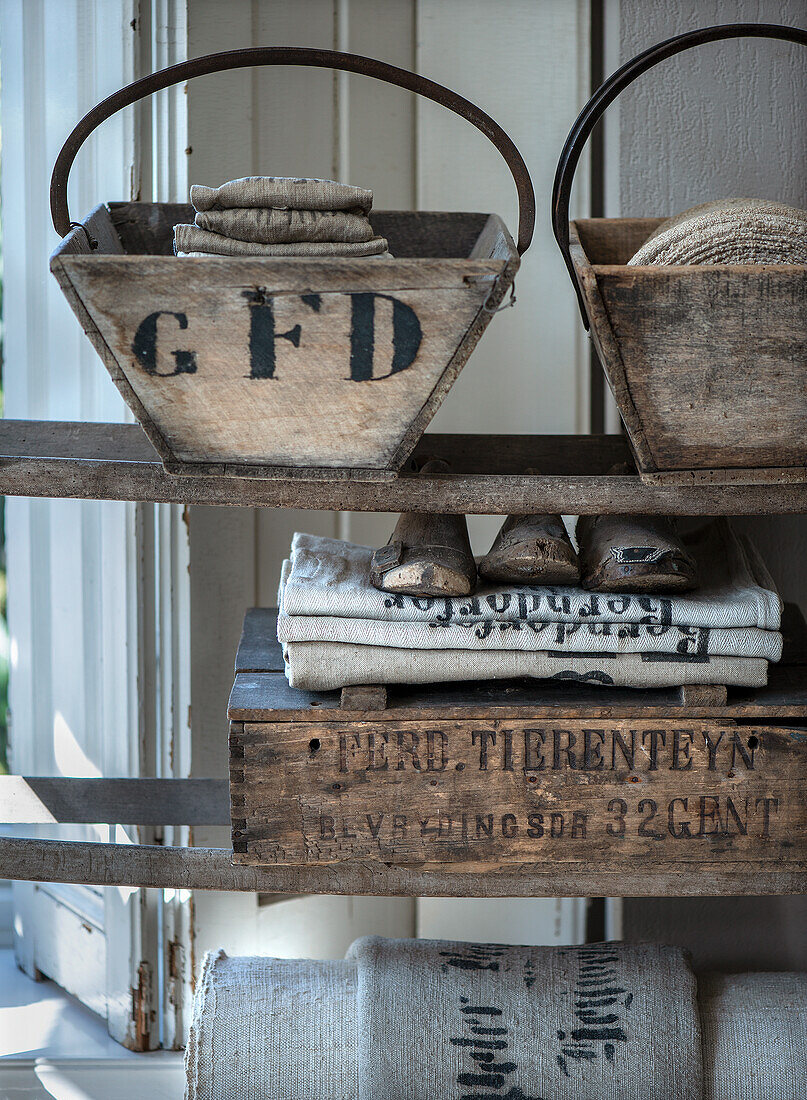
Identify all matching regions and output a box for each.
[1,0,149,1045]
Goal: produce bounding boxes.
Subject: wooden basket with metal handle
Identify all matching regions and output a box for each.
[50,47,534,479]
[553,23,807,485]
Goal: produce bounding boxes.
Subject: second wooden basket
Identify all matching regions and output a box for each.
[553,23,807,485]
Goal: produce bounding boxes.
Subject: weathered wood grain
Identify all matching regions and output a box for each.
[0,776,230,825]
[571,217,807,479]
[678,685,729,708]
[479,509,579,584]
[230,719,807,869]
[577,512,697,593]
[2,837,804,896]
[2,421,806,513]
[478,458,580,587]
[340,685,388,711]
[51,205,518,476]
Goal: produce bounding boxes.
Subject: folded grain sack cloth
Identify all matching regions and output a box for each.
[628,198,807,266]
[699,971,807,1100]
[277,520,781,690]
[175,175,390,257]
[191,175,373,212]
[174,223,389,257]
[185,937,703,1100]
[195,207,375,244]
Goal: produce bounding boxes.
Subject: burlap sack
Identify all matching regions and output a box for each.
[282,637,768,690]
[195,207,374,244]
[699,972,807,1100]
[191,176,373,212]
[278,562,782,660]
[174,224,389,257]
[628,198,807,265]
[184,949,358,1100]
[349,937,701,1100]
[280,522,782,630]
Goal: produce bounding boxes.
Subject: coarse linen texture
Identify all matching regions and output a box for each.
[194,207,375,244]
[281,639,767,690]
[190,175,373,212]
[184,949,358,1100]
[628,197,807,266]
[173,224,389,257]
[280,520,782,630]
[185,937,704,1100]
[699,971,807,1100]
[349,937,701,1100]
[278,561,782,660]
[277,520,781,690]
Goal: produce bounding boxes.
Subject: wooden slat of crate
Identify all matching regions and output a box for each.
[230,719,807,871]
[0,776,230,825]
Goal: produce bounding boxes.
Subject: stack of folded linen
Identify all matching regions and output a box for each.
[173,175,390,257]
[277,519,783,691]
[185,936,807,1100]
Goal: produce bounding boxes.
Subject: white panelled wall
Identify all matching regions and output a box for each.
[184,0,592,971]
[1,0,158,1048]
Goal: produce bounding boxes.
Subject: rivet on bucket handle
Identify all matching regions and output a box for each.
[551,22,807,329]
[50,46,536,256]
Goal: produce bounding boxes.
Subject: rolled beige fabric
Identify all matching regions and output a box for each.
[185,950,358,1100]
[628,198,807,266]
[699,972,807,1100]
[191,175,373,212]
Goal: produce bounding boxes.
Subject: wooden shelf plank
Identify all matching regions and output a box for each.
[1,837,803,896]
[0,777,230,825]
[1,420,805,514]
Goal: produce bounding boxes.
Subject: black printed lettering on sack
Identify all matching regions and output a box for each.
[388,589,677,626]
[554,946,631,1080]
[449,990,548,1100]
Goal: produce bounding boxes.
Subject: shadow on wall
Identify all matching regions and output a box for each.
[622,896,807,971]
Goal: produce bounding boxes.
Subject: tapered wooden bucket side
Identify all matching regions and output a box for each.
[51,206,518,478]
[570,219,807,482]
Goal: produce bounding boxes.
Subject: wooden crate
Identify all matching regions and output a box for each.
[569,217,807,484]
[50,203,517,479]
[228,609,807,888]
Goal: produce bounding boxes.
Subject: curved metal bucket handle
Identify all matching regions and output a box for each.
[51,46,536,255]
[552,22,807,327]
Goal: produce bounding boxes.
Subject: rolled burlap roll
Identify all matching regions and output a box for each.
[628,198,807,266]
[184,949,358,1100]
[699,971,807,1100]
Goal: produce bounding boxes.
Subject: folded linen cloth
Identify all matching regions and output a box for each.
[628,198,807,266]
[185,938,702,1100]
[191,175,373,212]
[280,521,782,630]
[281,638,767,690]
[699,972,807,1100]
[194,206,375,244]
[278,559,782,660]
[173,223,389,257]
